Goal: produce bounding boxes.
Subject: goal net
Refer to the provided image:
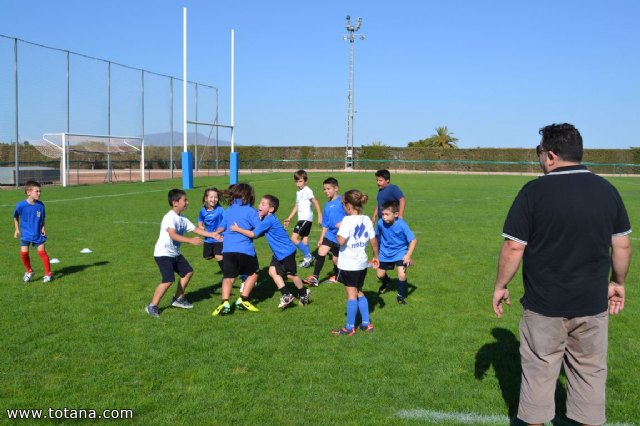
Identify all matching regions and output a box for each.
[29,133,145,186]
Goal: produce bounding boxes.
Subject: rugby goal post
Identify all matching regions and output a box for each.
[30,132,144,187]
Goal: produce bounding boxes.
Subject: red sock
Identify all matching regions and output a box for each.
[38,250,51,276]
[20,251,32,272]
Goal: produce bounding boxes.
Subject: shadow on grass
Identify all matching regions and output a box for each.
[475,327,572,426]
[53,261,110,279]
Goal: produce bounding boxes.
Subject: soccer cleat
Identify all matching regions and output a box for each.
[212,301,231,316]
[397,295,407,305]
[359,323,374,333]
[326,275,338,283]
[23,271,34,283]
[235,297,259,312]
[299,256,315,268]
[331,327,356,336]
[304,276,319,287]
[171,296,193,309]
[299,289,310,306]
[42,275,53,283]
[278,293,295,309]
[145,304,160,318]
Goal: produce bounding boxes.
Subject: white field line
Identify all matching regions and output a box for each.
[395,409,635,426]
[0,189,167,208]
[113,221,158,225]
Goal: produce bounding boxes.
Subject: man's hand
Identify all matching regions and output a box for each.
[493,288,510,318]
[608,282,625,315]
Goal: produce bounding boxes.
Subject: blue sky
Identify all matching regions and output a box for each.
[1,0,639,149]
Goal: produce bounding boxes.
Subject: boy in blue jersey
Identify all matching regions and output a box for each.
[13,181,52,283]
[232,195,310,310]
[304,177,346,286]
[375,201,417,304]
[197,187,225,277]
[212,183,262,316]
[372,169,406,222]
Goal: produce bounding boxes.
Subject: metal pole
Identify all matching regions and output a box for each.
[183,8,188,153]
[170,77,174,178]
[108,61,112,183]
[343,16,363,170]
[141,70,145,182]
[230,29,235,153]
[14,38,19,188]
[66,50,70,185]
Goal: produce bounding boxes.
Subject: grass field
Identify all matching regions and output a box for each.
[1,172,638,425]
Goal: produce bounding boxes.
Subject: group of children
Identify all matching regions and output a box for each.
[12,169,416,336]
[143,168,417,335]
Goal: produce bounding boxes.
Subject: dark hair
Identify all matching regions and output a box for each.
[168,188,186,206]
[262,194,280,213]
[294,170,308,182]
[202,187,221,206]
[381,201,399,213]
[539,123,583,162]
[24,180,41,194]
[323,177,338,187]
[225,182,255,206]
[375,169,391,181]
[343,189,369,213]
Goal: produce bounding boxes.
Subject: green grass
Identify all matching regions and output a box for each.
[1,172,639,425]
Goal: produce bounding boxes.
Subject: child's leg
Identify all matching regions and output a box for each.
[215,255,224,274]
[174,271,193,299]
[312,245,329,277]
[357,288,371,326]
[36,243,51,277]
[269,266,286,290]
[377,268,391,293]
[299,236,311,258]
[20,245,32,272]
[151,282,173,306]
[345,286,359,330]
[290,232,301,246]
[289,274,305,291]
[240,273,259,298]
[397,265,408,298]
[221,277,235,301]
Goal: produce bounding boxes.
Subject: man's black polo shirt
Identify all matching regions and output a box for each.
[502,165,631,317]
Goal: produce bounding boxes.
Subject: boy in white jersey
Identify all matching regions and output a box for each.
[283,170,322,268]
[145,189,217,318]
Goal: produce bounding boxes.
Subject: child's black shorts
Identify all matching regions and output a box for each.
[336,268,367,288]
[293,220,312,237]
[321,238,340,257]
[154,255,193,283]
[378,260,406,270]
[222,252,259,279]
[270,251,298,277]
[203,242,223,259]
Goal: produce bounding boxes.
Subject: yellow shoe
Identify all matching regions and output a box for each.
[235,297,259,312]
[212,301,231,316]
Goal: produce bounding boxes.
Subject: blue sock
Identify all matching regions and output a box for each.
[397,280,407,298]
[300,243,311,258]
[296,242,307,256]
[346,299,358,330]
[358,296,370,326]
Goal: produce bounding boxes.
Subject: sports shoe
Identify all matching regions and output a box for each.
[278,293,295,309]
[212,301,231,316]
[171,296,193,309]
[359,323,374,333]
[331,327,356,336]
[299,255,314,268]
[378,282,388,294]
[235,297,259,312]
[42,275,53,283]
[304,276,319,287]
[397,295,407,305]
[23,271,34,283]
[326,275,338,283]
[299,289,310,306]
[146,304,160,318]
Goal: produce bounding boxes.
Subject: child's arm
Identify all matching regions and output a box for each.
[398,196,406,219]
[369,236,380,268]
[312,197,322,225]
[283,204,298,228]
[317,227,327,247]
[192,227,222,241]
[230,222,256,239]
[13,217,20,239]
[402,238,417,266]
[168,227,203,246]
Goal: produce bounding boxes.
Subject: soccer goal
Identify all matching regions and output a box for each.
[30,133,144,187]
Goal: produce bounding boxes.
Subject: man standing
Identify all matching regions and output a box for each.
[493,123,632,426]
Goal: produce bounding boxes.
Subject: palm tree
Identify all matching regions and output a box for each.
[432,126,458,149]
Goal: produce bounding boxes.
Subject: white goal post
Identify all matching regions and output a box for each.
[30,132,145,187]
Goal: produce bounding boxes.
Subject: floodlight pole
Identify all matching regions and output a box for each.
[343,16,364,170]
